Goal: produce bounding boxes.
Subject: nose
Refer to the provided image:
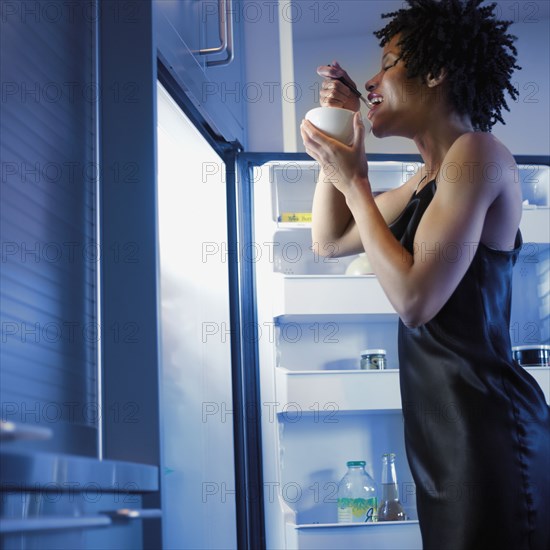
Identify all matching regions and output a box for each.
[365,75,377,93]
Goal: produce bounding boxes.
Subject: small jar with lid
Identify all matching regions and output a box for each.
[360,349,386,370]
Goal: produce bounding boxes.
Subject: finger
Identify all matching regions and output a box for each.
[318,63,357,89]
[320,94,346,108]
[352,112,366,149]
[320,81,352,107]
[301,120,331,145]
[300,121,318,148]
[317,64,342,78]
[302,120,345,156]
[301,121,329,154]
[300,123,323,160]
[321,79,352,95]
[301,120,323,150]
[317,61,349,80]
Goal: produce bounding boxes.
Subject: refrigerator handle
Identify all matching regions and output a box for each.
[0,420,53,442]
[0,510,162,534]
[199,0,234,67]
[103,508,163,520]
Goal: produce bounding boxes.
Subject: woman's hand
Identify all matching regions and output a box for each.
[317,61,360,112]
[300,111,370,197]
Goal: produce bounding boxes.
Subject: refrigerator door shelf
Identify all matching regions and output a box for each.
[272,274,397,317]
[274,368,549,414]
[275,368,402,413]
[524,367,550,403]
[285,520,422,550]
[520,207,550,243]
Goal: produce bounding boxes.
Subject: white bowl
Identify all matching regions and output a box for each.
[305,107,356,144]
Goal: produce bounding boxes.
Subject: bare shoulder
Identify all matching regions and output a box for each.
[439,132,521,249]
[440,132,518,192]
[449,131,512,155]
[438,132,519,202]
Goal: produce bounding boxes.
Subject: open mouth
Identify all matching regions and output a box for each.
[367,93,384,109]
[366,94,384,119]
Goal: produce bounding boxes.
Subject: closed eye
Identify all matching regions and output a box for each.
[383,58,401,71]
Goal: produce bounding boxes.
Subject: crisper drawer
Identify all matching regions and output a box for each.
[0,449,161,550]
[285,520,422,550]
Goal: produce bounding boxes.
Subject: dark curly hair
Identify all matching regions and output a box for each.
[373,0,520,132]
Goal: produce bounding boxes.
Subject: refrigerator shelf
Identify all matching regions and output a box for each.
[285,519,422,550]
[274,367,549,414]
[293,519,420,529]
[276,222,312,230]
[524,367,550,403]
[272,274,396,317]
[275,208,548,242]
[275,367,402,413]
[520,207,550,243]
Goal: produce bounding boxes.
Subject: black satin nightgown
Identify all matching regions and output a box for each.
[389,179,550,550]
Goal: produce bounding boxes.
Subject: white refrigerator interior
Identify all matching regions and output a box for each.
[157,82,237,550]
[252,160,550,550]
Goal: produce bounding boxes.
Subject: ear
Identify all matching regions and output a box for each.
[426,68,447,88]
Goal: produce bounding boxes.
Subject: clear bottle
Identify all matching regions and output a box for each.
[337,461,378,523]
[377,453,406,521]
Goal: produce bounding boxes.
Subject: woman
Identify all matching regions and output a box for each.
[300,0,550,548]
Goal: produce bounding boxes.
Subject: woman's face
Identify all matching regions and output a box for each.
[364,34,435,139]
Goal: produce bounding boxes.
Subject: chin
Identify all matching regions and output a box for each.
[370,121,406,140]
[370,124,389,139]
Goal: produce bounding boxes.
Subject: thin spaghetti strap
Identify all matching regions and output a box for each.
[433,168,440,189]
[414,174,428,194]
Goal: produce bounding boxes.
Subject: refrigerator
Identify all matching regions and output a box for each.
[156,78,550,549]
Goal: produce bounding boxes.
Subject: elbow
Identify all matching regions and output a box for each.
[399,307,424,329]
[396,293,436,329]
[311,237,341,258]
[311,241,331,258]
[400,314,425,330]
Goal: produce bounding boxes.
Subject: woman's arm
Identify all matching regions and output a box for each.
[311,164,422,258]
[303,117,520,327]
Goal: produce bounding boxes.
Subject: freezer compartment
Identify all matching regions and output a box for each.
[284,521,422,550]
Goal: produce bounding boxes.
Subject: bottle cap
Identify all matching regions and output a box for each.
[346,460,366,467]
[360,349,386,356]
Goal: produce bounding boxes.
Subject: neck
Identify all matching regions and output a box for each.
[413,112,475,179]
